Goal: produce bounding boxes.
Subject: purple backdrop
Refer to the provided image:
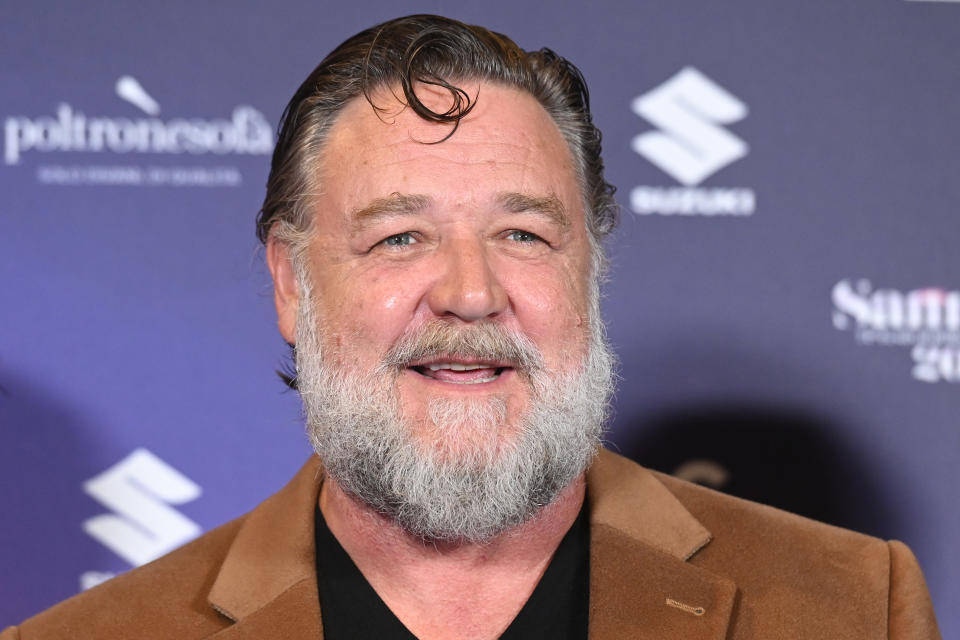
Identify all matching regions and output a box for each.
[2,1,957,636]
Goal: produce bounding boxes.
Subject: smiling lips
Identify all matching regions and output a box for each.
[410,361,510,384]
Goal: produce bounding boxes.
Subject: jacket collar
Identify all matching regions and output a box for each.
[207,456,324,637]
[207,450,735,639]
[587,448,711,561]
[587,449,737,639]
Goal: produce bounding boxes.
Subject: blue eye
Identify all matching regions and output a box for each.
[383,232,416,247]
[507,230,540,243]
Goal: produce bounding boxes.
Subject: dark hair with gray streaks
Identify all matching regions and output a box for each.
[257,13,617,258]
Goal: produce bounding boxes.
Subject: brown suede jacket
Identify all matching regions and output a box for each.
[1,449,941,639]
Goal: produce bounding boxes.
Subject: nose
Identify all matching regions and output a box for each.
[426,237,508,322]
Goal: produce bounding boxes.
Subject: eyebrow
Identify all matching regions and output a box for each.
[350,193,431,231]
[496,192,571,230]
[348,191,571,230]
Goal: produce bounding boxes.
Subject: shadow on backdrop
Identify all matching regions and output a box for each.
[0,363,122,625]
[621,405,904,541]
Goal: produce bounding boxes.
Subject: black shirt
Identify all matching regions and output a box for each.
[314,504,590,639]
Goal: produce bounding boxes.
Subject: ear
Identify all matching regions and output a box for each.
[266,236,300,344]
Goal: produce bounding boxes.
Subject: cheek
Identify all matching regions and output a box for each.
[325,269,423,347]
[507,269,590,347]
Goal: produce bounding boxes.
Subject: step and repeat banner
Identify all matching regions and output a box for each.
[2,1,957,634]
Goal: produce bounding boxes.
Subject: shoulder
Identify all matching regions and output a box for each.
[653,466,886,554]
[592,449,893,579]
[649,463,939,638]
[5,516,246,640]
[4,456,325,640]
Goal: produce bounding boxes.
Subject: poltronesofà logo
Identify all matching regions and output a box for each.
[630,67,755,217]
[3,76,273,187]
[832,279,960,383]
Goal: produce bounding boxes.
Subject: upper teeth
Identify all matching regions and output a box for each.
[426,363,488,371]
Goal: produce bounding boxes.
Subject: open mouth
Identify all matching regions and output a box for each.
[408,361,511,385]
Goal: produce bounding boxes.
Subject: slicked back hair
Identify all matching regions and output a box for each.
[256,14,618,269]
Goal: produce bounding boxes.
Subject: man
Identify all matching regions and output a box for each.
[2,14,941,640]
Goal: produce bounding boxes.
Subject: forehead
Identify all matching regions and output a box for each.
[316,82,583,215]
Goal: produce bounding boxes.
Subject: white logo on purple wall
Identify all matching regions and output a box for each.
[630,67,755,217]
[2,75,273,186]
[80,448,202,588]
[115,76,161,116]
[832,279,960,383]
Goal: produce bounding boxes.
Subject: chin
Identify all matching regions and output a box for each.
[405,394,528,465]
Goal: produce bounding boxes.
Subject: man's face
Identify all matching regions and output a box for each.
[292,83,594,446]
[271,82,612,540]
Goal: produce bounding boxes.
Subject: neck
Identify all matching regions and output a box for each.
[319,471,586,640]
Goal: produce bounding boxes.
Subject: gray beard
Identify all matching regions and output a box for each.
[294,278,615,543]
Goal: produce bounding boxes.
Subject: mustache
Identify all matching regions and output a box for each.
[381,321,544,374]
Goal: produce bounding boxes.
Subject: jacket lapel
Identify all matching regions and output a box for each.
[206,457,326,639]
[206,580,323,640]
[586,450,737,640]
